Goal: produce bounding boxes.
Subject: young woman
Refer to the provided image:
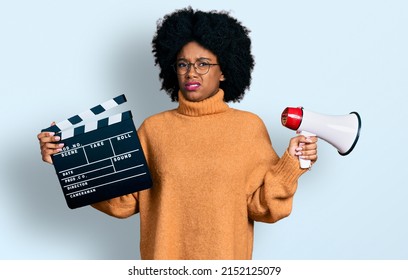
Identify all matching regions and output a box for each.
[37,7,317,260]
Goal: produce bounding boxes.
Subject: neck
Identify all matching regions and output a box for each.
[177,89,229,117]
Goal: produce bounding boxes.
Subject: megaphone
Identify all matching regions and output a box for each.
[281,107,362,169]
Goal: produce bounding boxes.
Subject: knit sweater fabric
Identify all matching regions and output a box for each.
[92,89,306,259]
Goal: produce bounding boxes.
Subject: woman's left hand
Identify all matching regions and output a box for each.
[287,135,318,165]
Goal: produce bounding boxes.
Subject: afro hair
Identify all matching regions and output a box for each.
[152,7,255,102]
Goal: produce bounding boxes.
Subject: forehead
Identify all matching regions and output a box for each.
[177,41,218,61]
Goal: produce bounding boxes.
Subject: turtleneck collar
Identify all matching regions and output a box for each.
[176,89,230,117]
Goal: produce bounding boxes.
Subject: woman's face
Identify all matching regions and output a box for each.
[176,41,225,102]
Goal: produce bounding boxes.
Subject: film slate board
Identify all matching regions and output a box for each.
[42,95,152,209]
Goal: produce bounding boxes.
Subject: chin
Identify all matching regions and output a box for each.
[183,91,205,102]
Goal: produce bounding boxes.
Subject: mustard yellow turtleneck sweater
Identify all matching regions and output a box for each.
[92,89,306,259]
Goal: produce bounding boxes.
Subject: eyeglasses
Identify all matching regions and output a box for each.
[173,60,220,75]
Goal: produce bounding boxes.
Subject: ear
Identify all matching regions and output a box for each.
[220,73,225,81]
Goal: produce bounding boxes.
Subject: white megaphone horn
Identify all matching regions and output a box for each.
[281,107,362,169]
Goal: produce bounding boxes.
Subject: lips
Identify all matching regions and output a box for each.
[184,82,201,91]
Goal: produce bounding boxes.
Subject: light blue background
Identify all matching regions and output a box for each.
[1,0,406,259]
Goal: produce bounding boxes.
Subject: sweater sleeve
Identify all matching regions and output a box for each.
[246,118,307,223]
[91,120,151,218]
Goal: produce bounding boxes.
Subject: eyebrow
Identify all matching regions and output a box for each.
[176,57,213,62]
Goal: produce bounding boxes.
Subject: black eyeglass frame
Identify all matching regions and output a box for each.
[172,61,220,75]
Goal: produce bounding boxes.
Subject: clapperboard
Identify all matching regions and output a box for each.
[42,95,152,209]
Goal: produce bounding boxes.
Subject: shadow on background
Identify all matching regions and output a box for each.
[4,29,173,260]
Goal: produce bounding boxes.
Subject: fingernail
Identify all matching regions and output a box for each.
[54,136,61,141]
[58,143,64,147]
[48,132,55,136]
[296,152,302,156]
[56,148,62,152]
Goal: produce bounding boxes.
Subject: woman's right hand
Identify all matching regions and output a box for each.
[37,122,64,164]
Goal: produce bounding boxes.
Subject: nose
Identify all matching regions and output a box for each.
[185,63,197,77]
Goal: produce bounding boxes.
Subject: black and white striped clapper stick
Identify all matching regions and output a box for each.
[42,94,127,135]
[41,94,153,209]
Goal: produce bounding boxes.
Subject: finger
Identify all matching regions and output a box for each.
[41,142,63,163]
[304,142,317,151]
[37,131,53,141]
[303,143,317,154]
[37,121,57,140]
[301,150,317,158]
[44,142,65,151]
[300,148,318,161]
[41,146,62,157]
[300,136,318,144]
[38,134,62,147]
[295,146,317,157]
[40,139,64,153]
[37,131,61,142]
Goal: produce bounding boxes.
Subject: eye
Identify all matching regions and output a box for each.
[196,61,209,69]
[177,62,188,68]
